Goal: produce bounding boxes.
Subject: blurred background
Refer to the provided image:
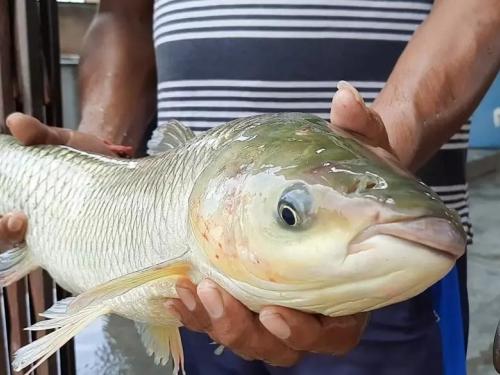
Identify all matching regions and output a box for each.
[1,0,499,374]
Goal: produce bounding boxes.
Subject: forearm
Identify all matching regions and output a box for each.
[373,0,500,172]
[78,0,156,152]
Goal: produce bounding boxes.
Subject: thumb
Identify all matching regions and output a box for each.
[0,212,28,251]
[330,81,392,152]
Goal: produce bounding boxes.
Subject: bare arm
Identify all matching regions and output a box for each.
[78,0,156,152]
[373,0,500,171]
[0,0,156,247]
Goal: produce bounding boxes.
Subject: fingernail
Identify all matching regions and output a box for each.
[336,80,365,105]
[5,112,22,127]
[7,216,23,232]
[177,286,196,311]
[259,312,291,340]
[164,301,182,321]
[197,280,224,319]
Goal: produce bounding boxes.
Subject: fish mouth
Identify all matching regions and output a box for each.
[348,217,466,259]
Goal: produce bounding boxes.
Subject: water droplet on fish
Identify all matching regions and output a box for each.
[237,135,256,142]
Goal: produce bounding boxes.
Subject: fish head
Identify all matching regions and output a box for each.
[188,113,466,315]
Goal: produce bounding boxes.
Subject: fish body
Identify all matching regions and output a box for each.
[0,113,466,373]
[0,128,205,324]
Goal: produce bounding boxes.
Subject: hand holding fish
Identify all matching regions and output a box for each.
[162,82,394,365]
[0,84,465,373]
[166,278,369,366]
[0,85,394,367]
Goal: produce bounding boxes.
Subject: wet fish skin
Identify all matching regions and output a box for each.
[0,134,202,292]
[0,113,466,374]
[187,113,465,315]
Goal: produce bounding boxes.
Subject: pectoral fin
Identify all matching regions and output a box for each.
[13,300,109,374]
[13,257,191,374]
[39,297,76,319]
[68,257,191,313]
[136,322,186,374]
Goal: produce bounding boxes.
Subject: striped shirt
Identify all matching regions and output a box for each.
[152,0,472,243]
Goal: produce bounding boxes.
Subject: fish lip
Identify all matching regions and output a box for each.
[348,217,466,259]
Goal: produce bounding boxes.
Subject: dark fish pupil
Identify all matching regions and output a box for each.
[281,206,297,226]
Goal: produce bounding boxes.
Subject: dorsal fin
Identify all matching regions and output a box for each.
[147,120,195,155]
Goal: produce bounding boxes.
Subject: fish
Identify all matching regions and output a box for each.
[0,112,466,374]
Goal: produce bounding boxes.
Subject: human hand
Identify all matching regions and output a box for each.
[5,113,134,157]
[0,113,133,250]
[165,278,368,366]
[330,81,397,157]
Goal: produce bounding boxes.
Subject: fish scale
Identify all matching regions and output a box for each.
[0,135,207,294]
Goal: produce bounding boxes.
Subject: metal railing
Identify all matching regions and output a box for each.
[0,1,76,374]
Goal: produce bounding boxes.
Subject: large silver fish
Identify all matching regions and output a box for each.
[0,113,465,374]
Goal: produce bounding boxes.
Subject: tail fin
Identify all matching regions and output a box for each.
[0,245,36,286]
[12,298,108,374]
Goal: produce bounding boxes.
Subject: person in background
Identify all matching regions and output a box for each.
[1,0,499,374]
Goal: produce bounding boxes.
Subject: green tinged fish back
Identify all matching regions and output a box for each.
[195,113,463,234]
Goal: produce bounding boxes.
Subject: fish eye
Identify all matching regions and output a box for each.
[277,184,313,228]
[279,204,299,226]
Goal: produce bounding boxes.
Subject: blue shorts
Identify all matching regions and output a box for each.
[180,263,467,375]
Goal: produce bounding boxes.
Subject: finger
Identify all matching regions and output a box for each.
[260,306,368,355]
[6,112,68,146]
[66,132,122,157]
[330,81,392,152]
[315,313,369,354]
[164,278,212,333]
[196,279,302,366]
[102,140,134,158]
[6,112,122,157]
[0,212,28,250]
